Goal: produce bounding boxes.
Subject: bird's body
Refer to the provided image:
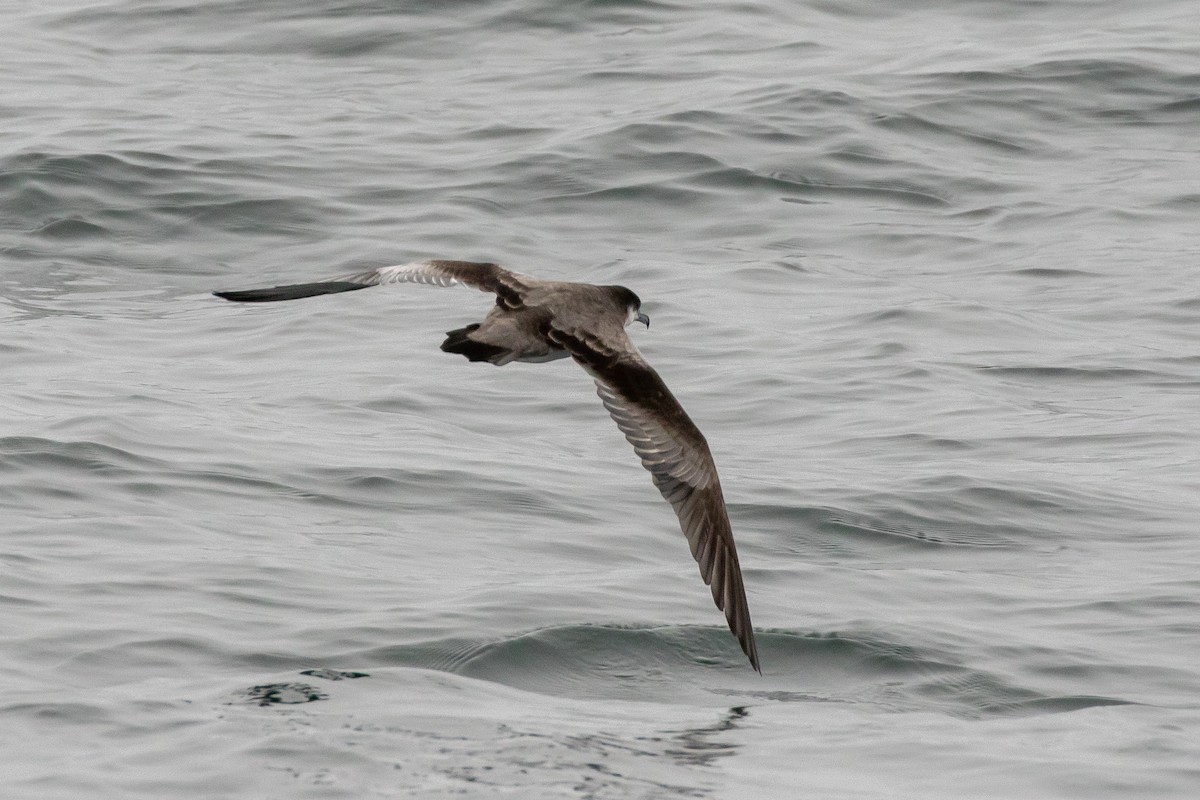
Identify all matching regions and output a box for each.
[215,259,760,673]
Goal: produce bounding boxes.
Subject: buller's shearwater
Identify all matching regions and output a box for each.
[215,260,760,673]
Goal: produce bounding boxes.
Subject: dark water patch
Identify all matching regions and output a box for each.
[726,630,1131,718]
[989,200,1091,233]
[0,436,165,475]
[945,204,1006,222]
[734,500,1019,553]
[0,436,371,512]
[0,150,328,253]
[343,624,1118,719]
[452,624,757,683]
[887,478,1126,539]
[31,217,108,239]
[840,301,1024,336]
[492,0,689,31]
[255,25,422,59]
[773,630,944,676]
[989,694,1132,714]
[873,109,1033,154]
[459,120,554,138]
[863,340,911,359]
[818,507,1020,550]
[1055,592,1200,622]
[728,261,813,291]
[850,432,976,452]
[500,144,727,202]
[0,150,190,207]
[641,706,749,767]
[297,464,595,521]
[1017,57,1200,94]
[52,0,696,56]
[684,105,842,151]
[1,701,112,724]
[505,139,952,212]
[1150,96,1200,128]
[583,67,720,85]
[917,57,1200,129]
[736,84,863,114]
[359,624,762,700]
[823,145,914,171]
[853,230,994,260]
[1009,267,1102,278]
[904,479,1083,511]
[487,150,614,201]
[63,636,238,676]
[974,365,1171,383]
[539,181,712,208]
[913,670,1132,719]
[0,592,43,609]
[299,668,369,681]
[760,168,950,208]
[232,682,328,706]
[759,476,1111,557]
[165,468,360,507]
[153,197,327,237]
[1169,295,1200,310]
[446,194,511,215]
[602,117,744,149]
[1150,193,1200,217]
[48,0,420,50]
[897,74,1066,144]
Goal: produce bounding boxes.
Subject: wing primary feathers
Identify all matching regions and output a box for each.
[213,281,369,302]
[548,324,761,673]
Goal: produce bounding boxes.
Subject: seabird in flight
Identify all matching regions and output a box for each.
[214,260,760,673]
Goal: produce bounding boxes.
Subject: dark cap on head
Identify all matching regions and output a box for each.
[607,285,642,309]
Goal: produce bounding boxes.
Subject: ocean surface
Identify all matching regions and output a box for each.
[3,1,1199,797]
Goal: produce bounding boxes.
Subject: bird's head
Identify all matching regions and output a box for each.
[612,285,650,328]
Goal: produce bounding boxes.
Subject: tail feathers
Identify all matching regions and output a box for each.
[441,324,509,363]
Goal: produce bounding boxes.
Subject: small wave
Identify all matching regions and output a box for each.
[31,217,108,240]
[1008,267,1102,279]
[974,365,1168,382]
[0,436,163,474]
[346,625,1135,720]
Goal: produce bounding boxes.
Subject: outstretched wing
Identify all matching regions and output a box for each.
[214,260,529,306]
[548,324,761,673]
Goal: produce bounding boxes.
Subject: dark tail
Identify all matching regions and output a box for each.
[440,324,508,363]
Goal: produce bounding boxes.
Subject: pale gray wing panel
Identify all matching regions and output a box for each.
[215,260,528,303]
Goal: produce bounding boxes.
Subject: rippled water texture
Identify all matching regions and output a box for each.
[3,1,1199,797]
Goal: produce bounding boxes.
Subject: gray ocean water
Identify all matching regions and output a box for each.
[3,1,1199,797]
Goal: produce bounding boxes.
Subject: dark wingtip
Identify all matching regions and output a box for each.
[213,281,370,303]
[742,633,762,674]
